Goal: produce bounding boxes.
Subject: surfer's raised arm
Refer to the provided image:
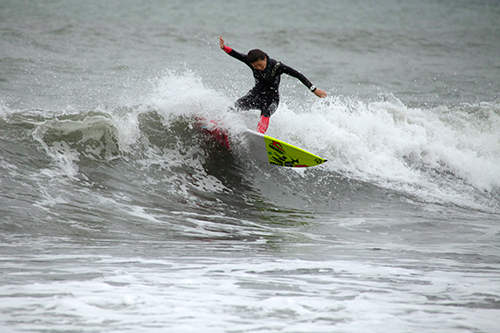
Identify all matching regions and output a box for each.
[219,35,327,133]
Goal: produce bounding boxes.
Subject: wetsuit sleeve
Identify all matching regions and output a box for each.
[280,63,314,90]
[224,47,250,66]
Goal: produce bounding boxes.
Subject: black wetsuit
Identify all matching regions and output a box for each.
[225,47,315,117]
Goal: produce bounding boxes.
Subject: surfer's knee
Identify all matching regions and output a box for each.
[261,101,278,118]
[235,98,251,111]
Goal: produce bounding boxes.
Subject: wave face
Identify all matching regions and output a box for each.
[2,73,499,217]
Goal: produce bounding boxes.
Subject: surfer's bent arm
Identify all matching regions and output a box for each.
[281,64,313,89]
[225,47,247,63]
[221,46,247,63]
[281,64,327,98]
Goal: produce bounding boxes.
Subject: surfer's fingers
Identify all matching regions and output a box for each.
[315,89,327,98]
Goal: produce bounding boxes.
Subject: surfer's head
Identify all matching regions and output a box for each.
[247,49,267,71]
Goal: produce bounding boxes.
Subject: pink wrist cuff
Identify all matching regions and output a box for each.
[223,45,232,53]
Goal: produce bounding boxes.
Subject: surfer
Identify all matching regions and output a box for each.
[219,36,327,134]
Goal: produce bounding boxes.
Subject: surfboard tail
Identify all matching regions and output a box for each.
[194,117,230,150]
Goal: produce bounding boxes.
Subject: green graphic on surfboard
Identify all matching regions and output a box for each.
[246,130,327,168]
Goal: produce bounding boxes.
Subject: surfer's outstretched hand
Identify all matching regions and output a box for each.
[219,35,225,49]
[314,88,327,98]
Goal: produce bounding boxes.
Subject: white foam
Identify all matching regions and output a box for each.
[17,71,500,211]
[146,70,233,119]
[270,94,500,209]
[137,71,500,210]
[1,255,498,332]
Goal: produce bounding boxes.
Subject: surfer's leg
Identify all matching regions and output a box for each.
[257,115,270,133]
[261,100,278,118]
[257,101,278,134]
[235,91,258,111]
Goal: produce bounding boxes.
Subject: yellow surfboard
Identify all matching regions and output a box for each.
[245,130,327,168]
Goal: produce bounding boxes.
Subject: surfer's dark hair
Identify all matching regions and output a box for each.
[247,49,267,63]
